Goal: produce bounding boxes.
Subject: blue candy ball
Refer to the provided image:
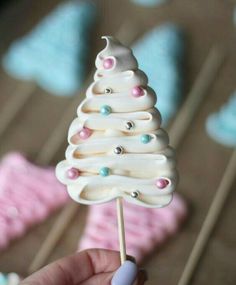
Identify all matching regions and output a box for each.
[100,105,112,116]
[141,134,151,144]
[99,167,110,177]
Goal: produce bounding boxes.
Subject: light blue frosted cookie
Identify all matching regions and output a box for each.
[131,0,168,7]
[0,272,20,285]
[2,1,96,96]
[132,24,185,126]
[0,274,7,285]
[206,93,236,148]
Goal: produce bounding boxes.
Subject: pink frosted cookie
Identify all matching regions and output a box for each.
[79,193,187,263]
[0,152,68,250]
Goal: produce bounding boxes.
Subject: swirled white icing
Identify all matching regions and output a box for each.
[56,36,178,208]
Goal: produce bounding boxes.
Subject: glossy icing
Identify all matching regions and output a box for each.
[56,36,178,208]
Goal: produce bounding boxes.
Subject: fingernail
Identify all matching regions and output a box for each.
[111,261,138,285]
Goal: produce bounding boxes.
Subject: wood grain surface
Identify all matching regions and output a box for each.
[0,0,235,284]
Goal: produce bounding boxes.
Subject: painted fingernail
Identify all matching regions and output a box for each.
[111,261,138,285]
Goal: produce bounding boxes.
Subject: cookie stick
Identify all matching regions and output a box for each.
[117,197,127,264]
[178,149,236,285]
[169,46,225,148]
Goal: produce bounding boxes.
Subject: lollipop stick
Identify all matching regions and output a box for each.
[169,46,225,148]
[178,150,236,285]
[116,198,127,264]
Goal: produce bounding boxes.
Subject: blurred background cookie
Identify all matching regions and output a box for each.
[2,1,96,96]
[206,92,236,147]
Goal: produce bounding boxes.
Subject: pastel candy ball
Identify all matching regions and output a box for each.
[156,178,169,189]
[66,168,80,179]
[132,86,144,97]
[141,134,151,144]
[103,58,114,69]
[99,167,110,177]
[100,105,112,116]
[79,127,92,140]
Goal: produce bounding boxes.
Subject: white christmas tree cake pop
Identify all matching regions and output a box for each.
[56,36,178,208]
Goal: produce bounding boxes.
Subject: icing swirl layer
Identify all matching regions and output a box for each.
[56,36,178,208]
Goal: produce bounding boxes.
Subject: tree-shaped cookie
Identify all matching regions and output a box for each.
[56,36,177,208]
[56,37,178,269]
[3,1,96,96]
[206,92,236,147]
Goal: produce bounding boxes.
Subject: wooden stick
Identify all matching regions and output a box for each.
[116,198,127,264]
[169,46,225,149]
[178,150,236,285]
[0,83,35,137]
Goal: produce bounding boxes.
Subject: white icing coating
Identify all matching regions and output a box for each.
[56,36,178,208]
[95,36,138,76]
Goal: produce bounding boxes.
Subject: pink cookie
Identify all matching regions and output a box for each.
[0,152,68,250]
[79,194,187,262]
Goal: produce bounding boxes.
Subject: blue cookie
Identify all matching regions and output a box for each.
[206,93,236,148]
[131,0,168,7]
[132,24,185,126]
[2,1,96,96]
[0,274,7,285]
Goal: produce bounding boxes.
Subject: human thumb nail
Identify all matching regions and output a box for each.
[111,260,138,285]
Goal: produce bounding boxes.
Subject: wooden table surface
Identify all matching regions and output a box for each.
[0,0,235,284]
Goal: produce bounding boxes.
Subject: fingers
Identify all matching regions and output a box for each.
[79,272,114,285]
[20,249,147,285]
[133,270,148,285]
[20,249,121,285]
[79,269,147,285]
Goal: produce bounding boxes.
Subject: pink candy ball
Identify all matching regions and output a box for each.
[132,86,144,97]
[67,168,80,180]
[156,178,169,189]
[103,58,114,69]
[79,127,92,140]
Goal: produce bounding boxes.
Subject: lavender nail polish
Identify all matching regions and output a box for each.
[111,261,138,285]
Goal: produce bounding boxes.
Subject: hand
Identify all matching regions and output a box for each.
[20,249,147,285]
